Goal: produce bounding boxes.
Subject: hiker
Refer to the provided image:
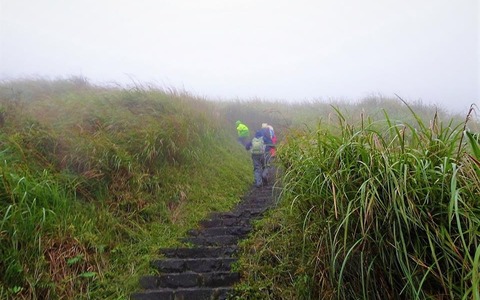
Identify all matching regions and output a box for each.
[245,130,268,188]
[262,123,277,157]
[236,120,250,146]
[268,124,277,145]
[261,122,276,163]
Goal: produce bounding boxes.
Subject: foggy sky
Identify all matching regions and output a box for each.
[1,0,479,113]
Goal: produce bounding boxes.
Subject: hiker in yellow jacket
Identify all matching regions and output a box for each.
[236,120,250,146]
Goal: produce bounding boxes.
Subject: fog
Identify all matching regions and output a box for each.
[1,0,478,113]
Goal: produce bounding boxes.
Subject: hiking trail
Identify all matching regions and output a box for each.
[131,177,278,300]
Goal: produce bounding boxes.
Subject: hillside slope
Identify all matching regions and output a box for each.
[0,78,253,299]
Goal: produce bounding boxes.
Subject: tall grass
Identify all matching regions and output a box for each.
[1,77,474,299]
[0,155,87,299]
[0,78,253,299]
[236,104,479,299]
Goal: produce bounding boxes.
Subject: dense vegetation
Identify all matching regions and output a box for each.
[236,103,480,299]
[1,77,477,299]
[0,78,258,299]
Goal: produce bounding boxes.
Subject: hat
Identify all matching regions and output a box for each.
[255,130,263,138]
[262,123,268,128]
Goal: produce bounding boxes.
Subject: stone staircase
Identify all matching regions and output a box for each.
[131,182,276,300]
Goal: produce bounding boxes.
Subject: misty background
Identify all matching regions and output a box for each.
[1,0,479,113]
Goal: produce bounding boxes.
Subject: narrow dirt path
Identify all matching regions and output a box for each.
[131,176,277,300]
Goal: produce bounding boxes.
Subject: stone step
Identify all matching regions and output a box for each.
[208,209,264,219]
[132,168,278,299]
[247,188,272,195]
[235,202,270,208]
[250,196,274,202]
[159,246,238,259]
[199,217,250,228]
[231,207,268,216]
[208,211,245,219]
[237,197,272,204]
[188,226,252,237]
[139,272,240,289]
[234,204,269,210]
[236,199,271,206]
[181,235,240,247]
[247,197,274,204]
[131,286,233,300]
[152,257,236,273]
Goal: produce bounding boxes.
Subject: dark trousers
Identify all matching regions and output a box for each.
[238,136,248,146]
[252,153,266,187]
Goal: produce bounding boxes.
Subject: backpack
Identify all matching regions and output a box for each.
[250,137,265,154]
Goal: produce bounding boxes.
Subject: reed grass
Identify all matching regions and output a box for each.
[236,103,479,299]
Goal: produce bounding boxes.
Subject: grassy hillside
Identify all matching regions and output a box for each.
[1,77,476,299]
[0,78,255,299]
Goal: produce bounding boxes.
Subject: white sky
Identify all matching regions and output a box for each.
[0,0,479,113]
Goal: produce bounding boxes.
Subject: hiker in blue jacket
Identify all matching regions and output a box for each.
[246,130,270,188]
[261,123,275,159]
